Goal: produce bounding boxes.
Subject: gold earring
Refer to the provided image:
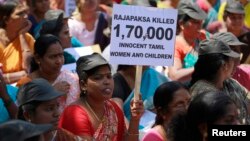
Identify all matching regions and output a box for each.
[83,89,87,95]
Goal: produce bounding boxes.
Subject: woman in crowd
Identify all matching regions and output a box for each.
[16,34,80,113]
[218,0,250,64]
[168,1,209,82]
[212,32,250,91]
[40,9,83,64]
[142,81,190,141]
[68,0,110,51]
[219,0,248,37]
[59,53,144,141]
[167,91,240,141]
[17,78,83,141]
[0,0,35,84]
[190,38,239,96]
[190,38,249,124]
[27,0,50,38]
[41,11,71,48]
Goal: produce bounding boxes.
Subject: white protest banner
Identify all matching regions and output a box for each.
[65,0,76,17]
[110,4,177,66]
[64,46,94,61]
[61,45,101,73]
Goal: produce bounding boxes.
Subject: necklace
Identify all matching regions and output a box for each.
[50,130,57,141]
[84,99,103,122]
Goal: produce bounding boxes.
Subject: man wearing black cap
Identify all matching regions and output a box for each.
[168,1,209,82]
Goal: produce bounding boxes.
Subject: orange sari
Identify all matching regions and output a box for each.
[0,33,34,73]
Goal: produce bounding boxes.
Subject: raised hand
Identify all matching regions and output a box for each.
[53,81,70,95]
[130,95,144,120]
[19,20,32,35]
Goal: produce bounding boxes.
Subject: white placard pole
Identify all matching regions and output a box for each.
[134,65,142,100]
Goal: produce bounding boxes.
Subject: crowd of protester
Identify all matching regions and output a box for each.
[0,0,250,141]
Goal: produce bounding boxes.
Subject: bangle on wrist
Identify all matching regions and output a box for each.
[22,49,31,52]
[4,98,13,107]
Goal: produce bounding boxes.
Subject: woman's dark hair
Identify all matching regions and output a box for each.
[178,14,192,25]
[0,0,19,28]
[176,14,192,35]
[187,91,235,126]
[190,53,230,87]
[153,81,188,126]
[17,101,42,120]
[30,34,62,72]
[149,0,157,7]
[40,14,64,37]
[117,65,134,71]
[168,91,235,141]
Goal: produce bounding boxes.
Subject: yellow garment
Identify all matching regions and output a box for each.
[0,33,34,73]
[157,1,170,8]
[218,2,250,29]
[244,2,250,29]
[218,1,226,22]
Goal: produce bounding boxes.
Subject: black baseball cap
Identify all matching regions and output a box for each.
[212,32,247,46]
[40,13,64,36]
[17,78,64,107]
[177,1,207,20]
[76,53,109,72]
[45,9,69,21]
[0,120,52,141]
[225,0,245,14]
[199,39,241,58]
